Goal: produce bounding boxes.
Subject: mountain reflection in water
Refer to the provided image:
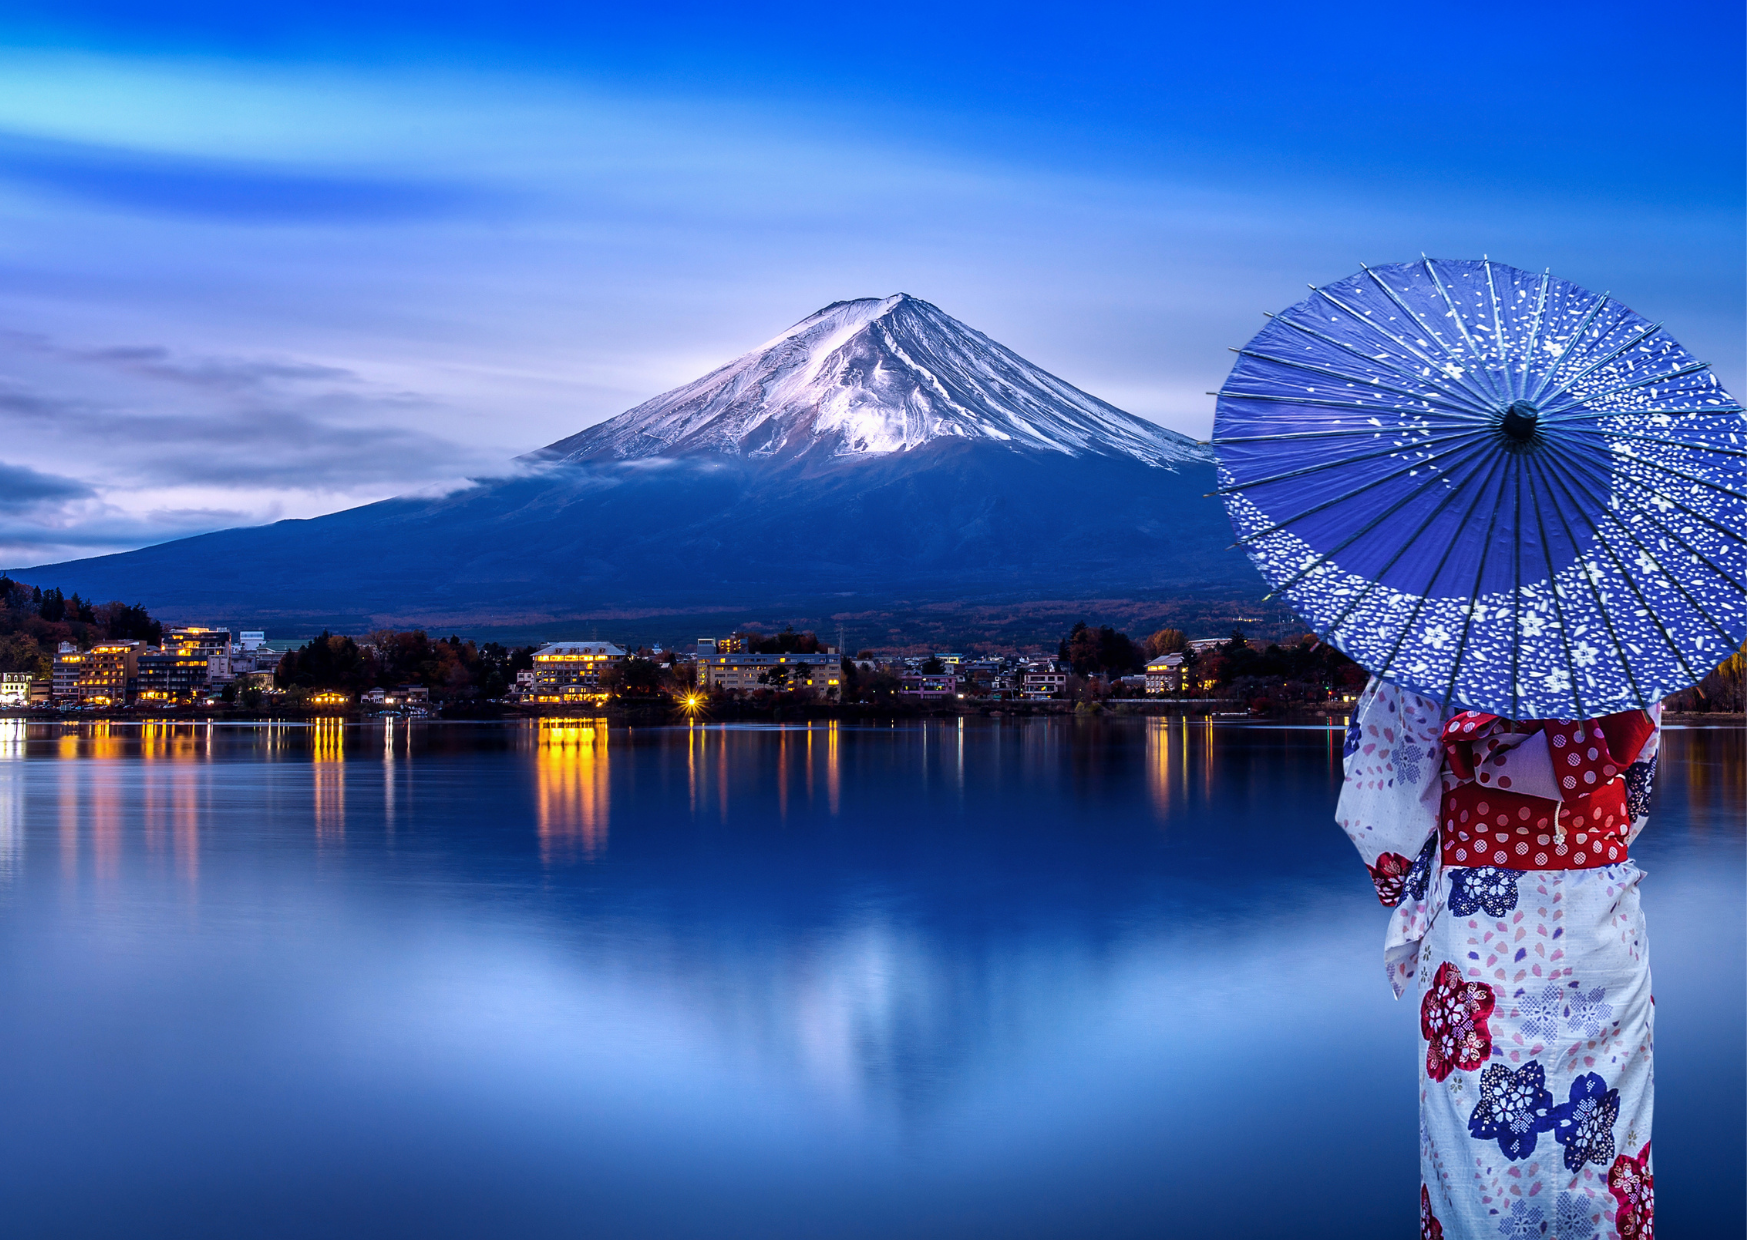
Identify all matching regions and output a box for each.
[0,717,1739,1239]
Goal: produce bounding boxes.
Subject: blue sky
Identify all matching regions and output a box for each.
[1,1,1741,565]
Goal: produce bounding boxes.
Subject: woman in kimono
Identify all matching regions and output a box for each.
[1337,679,1660,1240]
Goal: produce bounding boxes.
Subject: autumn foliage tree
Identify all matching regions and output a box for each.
[1058,621,1146,677]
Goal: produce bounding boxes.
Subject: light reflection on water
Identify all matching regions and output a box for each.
[0,716,1739,1239]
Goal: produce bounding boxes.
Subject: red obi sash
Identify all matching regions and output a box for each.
[1438,710,1654,871]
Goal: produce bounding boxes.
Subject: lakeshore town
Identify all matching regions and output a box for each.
[1,576,1742,718]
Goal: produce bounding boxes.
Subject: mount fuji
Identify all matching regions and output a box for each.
[18,295,1270,640]
[539,294,1203,469]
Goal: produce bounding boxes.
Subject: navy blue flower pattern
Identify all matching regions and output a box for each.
[1625,756,1657,822]
[1468,1059,1557,1160]
[1342,712,1362,760]
[1406,833,1437,903]
[1552,1073,1619,1173]
[1449,866,1519,918]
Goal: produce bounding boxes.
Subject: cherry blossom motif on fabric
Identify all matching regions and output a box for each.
[1421,962,1495,1081]
[1406,834,1436,902]
[1448,866,1520,917]
[1517,979,1615,1046]
[1552,1073,1620,1173]
[1418,1185,1443,1240]
[1553,1190,1604,1240]
[1367,851,1414,906]
[1467,1059,1557,1160]
[1496,1199,1544,1238]
[1608,1142,1654,1240]
[1625,756,1657,823]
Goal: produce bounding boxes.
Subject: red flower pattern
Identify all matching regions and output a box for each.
[1419,962,1494,1082]
[1419,1185,1443,1240]
[1366,851,1412,905]
[1609,1142,1654,1240]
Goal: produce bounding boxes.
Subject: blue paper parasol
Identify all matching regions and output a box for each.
[1212,258,1746,719]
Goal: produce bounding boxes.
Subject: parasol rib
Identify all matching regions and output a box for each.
[1211,427,1446,446]
[1521,452,1589,717]
[1535,435,1745,641]
[1278,437,1501,607]
[1372,449,1511,697]
[1231,348,1493,413]
[1215,389,1479,419]
[1483,259,1514,404]
[1509,452,1525,717]
[1214,428,1482,496]
[1532,321,1667,408]
[1346,271,1504,412]
[1441,447,1516,710]
[1541,362,1719,417]
[1265,310,1497,413]
[1521,452,1652,709]
[1531,448,1707,691]
[1518,270,1554,401]
[1526,292,1613,405]
[1314,438,1504,637]
[1557,429,1747,458]
[1230,436,1500,548]
[1423,260,1514,409]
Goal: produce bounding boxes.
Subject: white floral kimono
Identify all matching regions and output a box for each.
[1337,678,1660,1240]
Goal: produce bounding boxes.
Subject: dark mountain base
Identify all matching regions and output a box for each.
[19,440,1273,645]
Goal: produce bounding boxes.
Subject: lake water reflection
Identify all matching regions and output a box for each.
[0,717,1739,1238]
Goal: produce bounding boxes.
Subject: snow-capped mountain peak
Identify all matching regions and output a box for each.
[535,294,1207,469]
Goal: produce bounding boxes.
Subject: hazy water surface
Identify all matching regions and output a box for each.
[0,717,1739,1238]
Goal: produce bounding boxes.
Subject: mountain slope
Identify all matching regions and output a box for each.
[18,296,1264,634]
[538,295,1206,468]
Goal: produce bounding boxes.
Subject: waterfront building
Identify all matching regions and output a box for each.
[228,635,285,678]
[899,671,958,699]
[1022,665,1068,699]
[73,641,144,707]
[51,643,82,703]
[0,672,36,707]
[164,626,234,684]
[1145,653,1187,695]
[532,642,627,704]
[700,652,840,698]
[137,648,212,702]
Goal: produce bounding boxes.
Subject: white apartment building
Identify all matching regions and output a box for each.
[531,641,627,704]
[699,652,840,698]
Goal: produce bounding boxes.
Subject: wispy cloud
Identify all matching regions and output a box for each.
[0,460,95,510]
[0,128,480,222]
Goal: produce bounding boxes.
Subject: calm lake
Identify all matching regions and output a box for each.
[0,716,1739,1238]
